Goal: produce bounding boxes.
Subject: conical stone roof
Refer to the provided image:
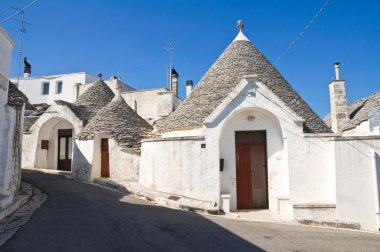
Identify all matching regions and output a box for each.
[157,28,331,133]
[77,95,153,149]
[67,76,115,125]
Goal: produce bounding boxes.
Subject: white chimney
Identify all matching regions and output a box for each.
[329,62,349,133]
[75,83,82,100]
[186,80,193,97]
[110,76,120,94]
[334,62,341,80]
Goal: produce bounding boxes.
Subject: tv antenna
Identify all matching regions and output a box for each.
[15,10,30,86]
[162,37,174,90]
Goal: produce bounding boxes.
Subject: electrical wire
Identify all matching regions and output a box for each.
[0,0,21,16]
[0,0,36,25]
[274,0,331,65]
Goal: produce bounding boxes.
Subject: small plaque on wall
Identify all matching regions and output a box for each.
[41,140,49,150]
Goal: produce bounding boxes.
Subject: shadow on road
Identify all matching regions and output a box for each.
[1,170,263,251]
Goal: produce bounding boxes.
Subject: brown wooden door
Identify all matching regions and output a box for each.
[57,129,72,171]
[251,145,268,208]
[236,144,253,209]
[101,138,110,178]
[236,131,268,209]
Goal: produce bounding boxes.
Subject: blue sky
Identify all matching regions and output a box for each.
[1,0,379,117]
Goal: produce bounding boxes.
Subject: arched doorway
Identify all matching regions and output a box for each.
[219,107,286,211]
[35,117,75,171]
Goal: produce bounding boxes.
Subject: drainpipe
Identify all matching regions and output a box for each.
[370,149,380,230]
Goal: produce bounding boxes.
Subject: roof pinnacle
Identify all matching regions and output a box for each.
[233,20,249,42]
[97,72,103,80]
[237,20,244,31]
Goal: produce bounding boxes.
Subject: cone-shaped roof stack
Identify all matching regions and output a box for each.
[77,94,153,149]
[67,73,115,125]
[157,21,331,133]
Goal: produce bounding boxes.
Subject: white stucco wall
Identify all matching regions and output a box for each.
[0,26,20,206]
[333,136,380,231]
[13,72,97,104]
[0,106,23,198]
[72,139,94,181]
[216,108,288,213]
[122,89,181,121]
[140,136,219,204]
[109,138,140,180]
[22,102,82,169]
[139,77,336,218]
[73,135,141,182]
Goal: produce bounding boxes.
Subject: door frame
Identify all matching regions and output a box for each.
[101,138,110,178]
[235,130,269,209]
[57,129,73,171]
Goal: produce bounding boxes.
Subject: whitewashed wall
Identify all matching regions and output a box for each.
[203,80,297,214]
[215,108,287,213]
[73,134,141,181]
[0,26,20,207]
[122,89,181,121]
[72,139,94,181]
[0,106,23,200]
[333,136,380,231]
[109,138,140,180]
[14,72,97,104]
[22,102,83,169]
[140,136,219,204]
[139,78,335,218]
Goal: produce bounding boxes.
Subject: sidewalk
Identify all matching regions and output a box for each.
[93,178,220,215]
[0,183,47,246]
[0,182,33,222]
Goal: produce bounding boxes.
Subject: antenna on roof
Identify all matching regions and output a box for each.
[162,37,174,90]
[15,9,29,86]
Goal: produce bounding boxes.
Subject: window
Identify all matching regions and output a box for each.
[42,82,50,95]
[56,81,63,94]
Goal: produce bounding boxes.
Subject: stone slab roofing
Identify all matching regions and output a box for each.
[324,91,380,131]
[23,104,50,132]
[77,95,152,149]
[156,31,331,133]
[7,81,30,108]
[72,77,115,125]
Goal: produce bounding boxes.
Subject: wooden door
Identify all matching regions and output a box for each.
[251,145,268,208]
[57,129,72,171]
[235,131,268,209]
[101,138,110,178]
[236,144,253,209]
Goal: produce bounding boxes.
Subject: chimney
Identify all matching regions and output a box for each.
[110,75,120,94]
[186,80,193,97]
[23,57,31,77]
[329,62,349,133]
[171,68,179,97]
[75,83,82,100]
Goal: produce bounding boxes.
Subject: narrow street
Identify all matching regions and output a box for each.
[1,170,379,252]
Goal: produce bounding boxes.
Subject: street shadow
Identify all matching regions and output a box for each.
[2,170,264,252]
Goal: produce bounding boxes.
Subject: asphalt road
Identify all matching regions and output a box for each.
[1,170,380,252]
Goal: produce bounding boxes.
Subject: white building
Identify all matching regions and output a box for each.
[13,69,181,122]
[22,73,153,183]
[0,26,28,208]
[139,21,380,231]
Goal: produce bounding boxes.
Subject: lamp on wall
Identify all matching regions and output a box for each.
[247,115,255,121]
[248,87,257,97]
